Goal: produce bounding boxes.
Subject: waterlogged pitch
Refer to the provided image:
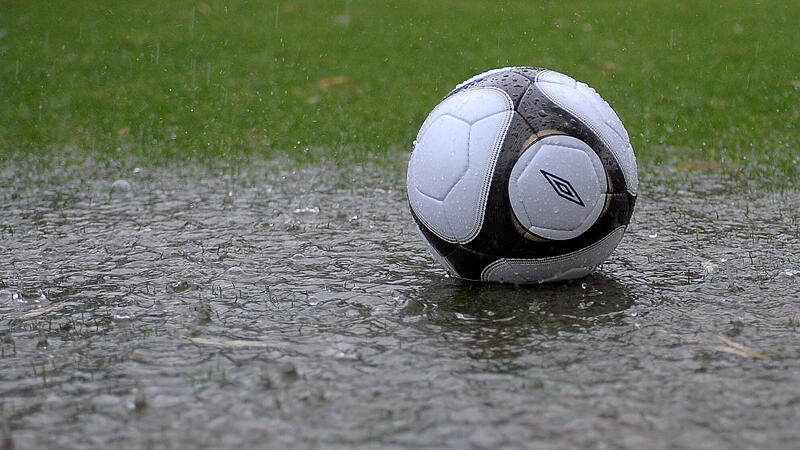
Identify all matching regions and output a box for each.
[1,161,799,448]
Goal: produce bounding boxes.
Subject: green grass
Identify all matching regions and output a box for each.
[1,0,798,176]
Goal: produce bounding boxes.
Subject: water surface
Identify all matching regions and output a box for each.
[1,159,799,448]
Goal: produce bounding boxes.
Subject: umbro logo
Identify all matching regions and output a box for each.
[540,170,585,207]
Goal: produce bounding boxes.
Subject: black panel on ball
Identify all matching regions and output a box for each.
[516,83,630,196]
[445,67,545,108]
[408,207,492,281]
[462,111,534,254]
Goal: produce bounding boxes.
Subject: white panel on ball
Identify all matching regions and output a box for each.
[410,115,470,201]
[508,135,607,241]
[535,70,639,195]
[407,87,514,244]
[480,226,626,283]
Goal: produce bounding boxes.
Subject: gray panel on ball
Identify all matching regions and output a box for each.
[480,226,626,283]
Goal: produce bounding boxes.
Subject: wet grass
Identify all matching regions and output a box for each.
[0,0,798,179]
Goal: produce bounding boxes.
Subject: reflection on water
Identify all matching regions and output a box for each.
[0,159,799,448]
[404,276,636,373]
[407,274,635,331]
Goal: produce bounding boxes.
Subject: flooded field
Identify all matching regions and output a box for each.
[1,159,799,448]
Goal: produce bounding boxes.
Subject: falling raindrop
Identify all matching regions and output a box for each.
[110,179,132,197]
[36,330,48,349]
[113,312,133,322]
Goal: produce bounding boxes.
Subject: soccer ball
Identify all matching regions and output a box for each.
[406,67,638,284]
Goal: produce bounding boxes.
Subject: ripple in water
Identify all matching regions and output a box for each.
[0,160,798,448]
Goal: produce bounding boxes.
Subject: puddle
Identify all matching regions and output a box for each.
[1,159,799,448]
